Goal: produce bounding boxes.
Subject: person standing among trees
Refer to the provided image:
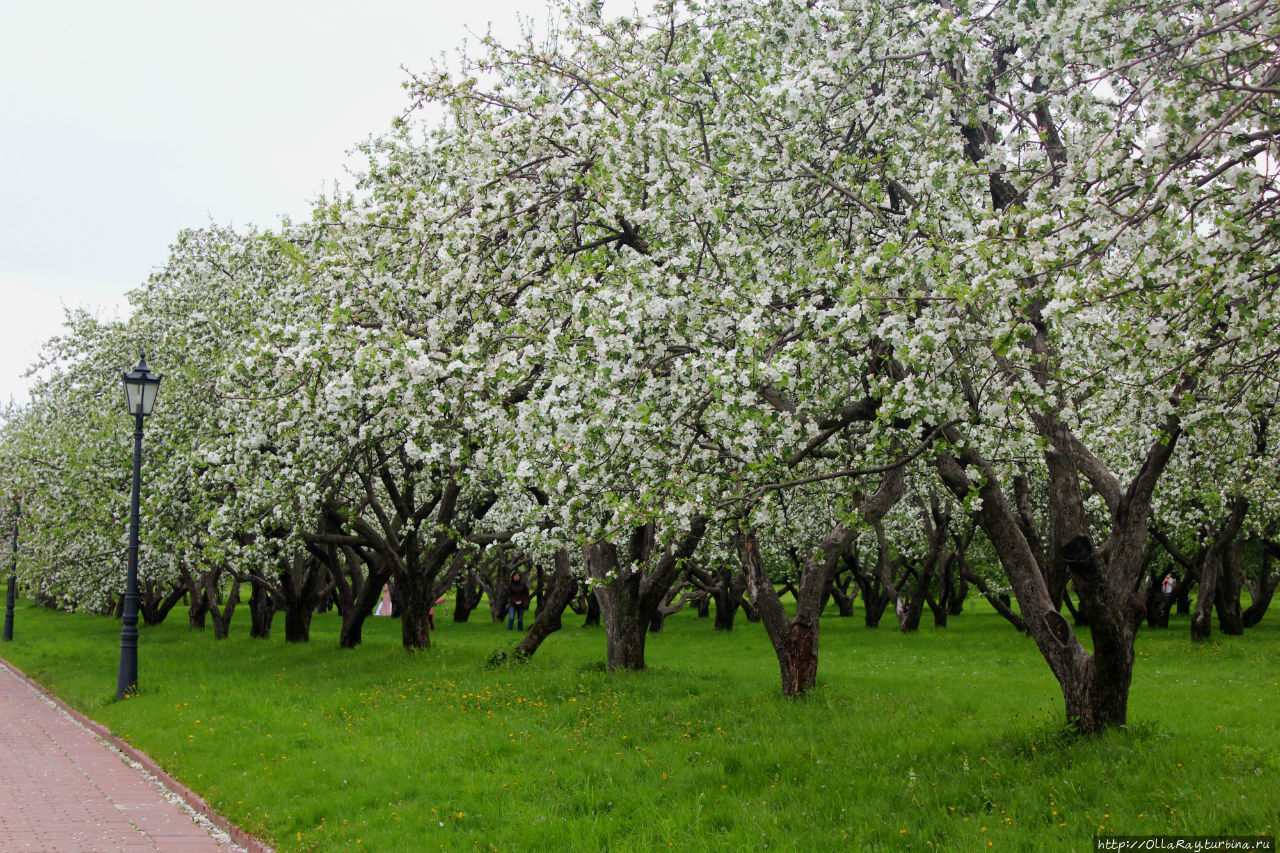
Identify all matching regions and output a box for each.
[507,571,530,631]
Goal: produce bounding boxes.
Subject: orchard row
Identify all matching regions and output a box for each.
[1,0,1277,733]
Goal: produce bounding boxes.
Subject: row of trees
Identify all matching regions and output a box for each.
[1,0,1277,733]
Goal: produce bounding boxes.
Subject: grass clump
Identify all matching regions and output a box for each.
[2,599,1277,851]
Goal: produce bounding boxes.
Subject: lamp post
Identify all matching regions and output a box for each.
[117,352,161,700]
[3,494,17,642]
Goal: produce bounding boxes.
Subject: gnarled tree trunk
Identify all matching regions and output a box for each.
[453,570,483,622]
[850,544,890,628]
[515,550,576,658]
[738,530,822,695]
[585,518,706,672]
[712,587,743,631]
[1242,542,1278,628]
[210,578,240,640]
[339,561,389,649]
[936,403,1180,734]
[1214,540,1245,636]
[280,550,329,644]
[1191,499,1248,641]
[139,579,186,627]
[248,580,277,640]
[582,584,601,627]
[188,583,210,630]
[740,469,904,696]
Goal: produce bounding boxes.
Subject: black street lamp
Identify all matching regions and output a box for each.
[3,494,18,642]
[117,352,161,700]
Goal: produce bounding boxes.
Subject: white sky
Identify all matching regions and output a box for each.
[0,0,650,406]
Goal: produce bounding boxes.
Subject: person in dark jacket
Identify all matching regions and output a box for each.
[507,571,531,630]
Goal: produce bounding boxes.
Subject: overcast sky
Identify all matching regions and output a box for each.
[0,0,650,407]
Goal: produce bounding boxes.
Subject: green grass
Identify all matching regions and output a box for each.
[2,599,1277,852]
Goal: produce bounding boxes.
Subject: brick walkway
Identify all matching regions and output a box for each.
[0,659,270,852]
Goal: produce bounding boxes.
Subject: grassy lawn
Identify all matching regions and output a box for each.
[2,599,1277,852]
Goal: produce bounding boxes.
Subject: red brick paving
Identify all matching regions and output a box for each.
[0,659,271,852]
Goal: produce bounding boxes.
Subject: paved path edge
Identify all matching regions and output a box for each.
[0,655,275,853]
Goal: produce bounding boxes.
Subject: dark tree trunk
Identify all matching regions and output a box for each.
[899,585,926,632]
[1192,500,1248,641]
[585,519,706,672]
[453,571,482,623]
[696,594,710,618]
[645,582,692,634]
[278,548,331,644]
[339,565,388,650]
[210,578,240,640]
[1059,648,1133,734]
[739,530,822,696]
[140,580,186,627]
[1144,571,1172,629]
[399,569,435,650]
[178,563,212,630]
[1243,582,1277,627]
[516,551,576,658]
[1214,541,1245,636]
[830,582,855,617]
[687,563,748,630]
[929,554,953,628]
[327,545,386,650]
[601,593,647,670]
[712,590,741,631]
[533,562,546,616]
[925,583,948,628]
[248,581,276,640]
[582,583,601,627]
[1242,544,1278,628]
[947,572,968,616]
[940,529,972,619]
[1055,539,1140,733]
[586,540,648,671]
[396,531,473,651]
[339,607,368,648]
[898,563,932,633]
[1054,536,1142,731]
[740,470,904,696]
[188,594,209,631]
[780,622,818,695]
[396,528,442,651]
[936,408,1179,735]
[846,547,890,628]
[888,498,950,634]
[284,606,312,643]
[864,592,889,627]
[486,577,508,623]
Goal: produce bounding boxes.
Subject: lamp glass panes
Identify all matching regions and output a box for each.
[122,354,162,416]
